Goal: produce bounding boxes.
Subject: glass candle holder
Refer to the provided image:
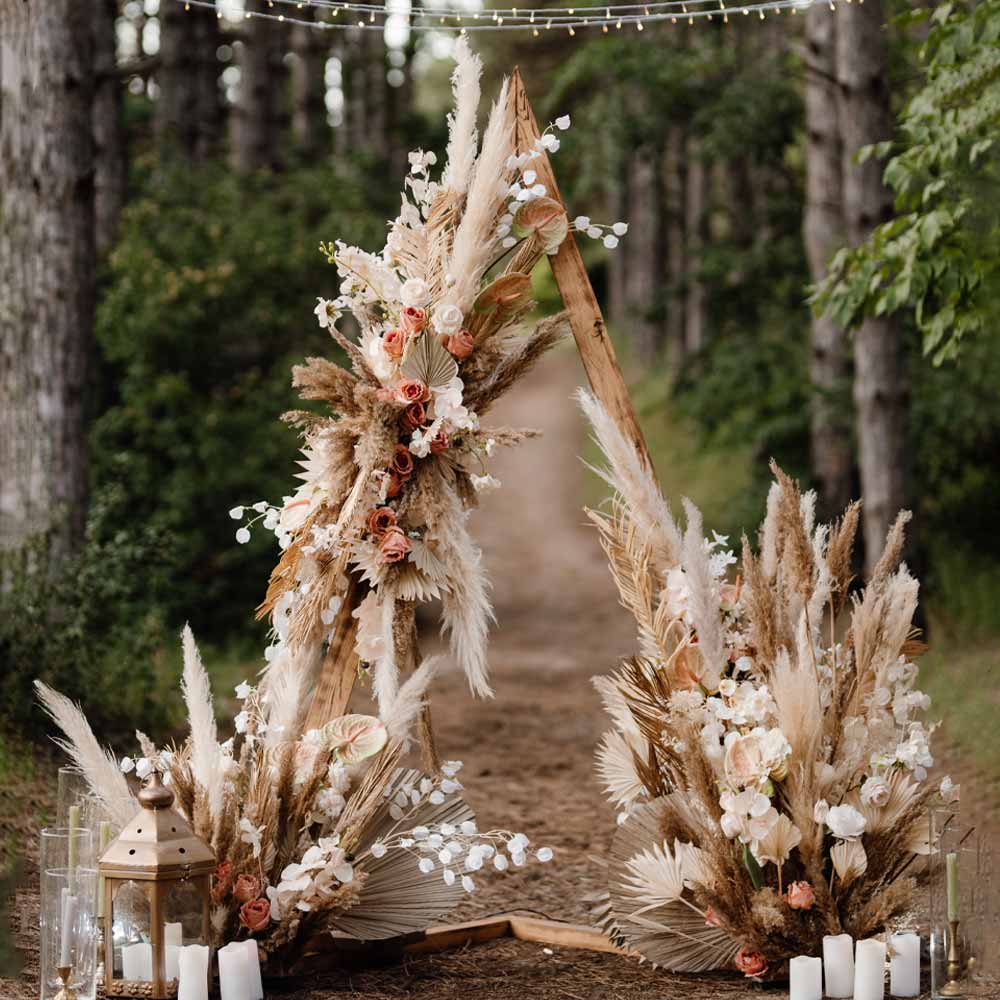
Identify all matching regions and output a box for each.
[928,809,997,998]
[39,866,99,1000]
[56,768,90,827]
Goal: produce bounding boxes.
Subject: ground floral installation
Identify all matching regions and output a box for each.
[35,628,553,968]
[230,36,627,724]
[579,390,960,980]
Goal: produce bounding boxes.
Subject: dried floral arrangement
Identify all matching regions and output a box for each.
[36,628,552,969]
[229,37,626,721]
[579,391,959,979]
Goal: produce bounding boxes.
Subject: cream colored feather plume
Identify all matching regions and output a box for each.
[34,680,136,828]
[577,388,682,572]
[264,641,319,748]
[371,590,399,716]
[181,625,225,820]
[441,36,481,196]
[446,78,512,313]
[380,655,441,745]
[680,499,726,691]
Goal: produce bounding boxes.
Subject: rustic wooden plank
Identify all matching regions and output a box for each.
[403,915,514,954]
[509,914,628,955]
[303,576,361,731]
[508,67,654,474]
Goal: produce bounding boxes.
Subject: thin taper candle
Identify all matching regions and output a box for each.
[945,851,959,922]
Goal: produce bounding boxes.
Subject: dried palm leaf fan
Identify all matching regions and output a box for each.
[580,389,957,979]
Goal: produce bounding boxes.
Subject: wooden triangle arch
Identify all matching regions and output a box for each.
[302,67,653,734]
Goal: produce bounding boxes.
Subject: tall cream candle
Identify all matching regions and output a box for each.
[854,938,886,1000]
[823,934,854,998]
[790,955,823,1000]
[889,932,920,997]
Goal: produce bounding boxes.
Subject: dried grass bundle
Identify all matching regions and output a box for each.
[581,394,952,978]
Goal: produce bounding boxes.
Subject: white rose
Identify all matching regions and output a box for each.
[860,775,891,808]
[434,302,465,336]
[826,803,867,840]
[400,277,430,308]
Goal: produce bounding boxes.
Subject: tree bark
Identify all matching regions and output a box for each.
[837,0,907,572]
[805,3,853,515]
[684,136,707,355]
[93,0,126,258]
[623,143,665,364]
[291,12,328,162]
[232,1,288,172]
[0,0,96,573]
[664,125,685,366]
[157,1,221,161]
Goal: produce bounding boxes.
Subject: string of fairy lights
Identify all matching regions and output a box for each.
[176,0,846,34]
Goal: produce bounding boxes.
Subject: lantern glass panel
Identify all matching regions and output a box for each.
[161,879,207,982]
[111,880,152,982]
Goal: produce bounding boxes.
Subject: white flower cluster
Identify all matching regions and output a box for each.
[120,750,173,782]
[267,834,355,920]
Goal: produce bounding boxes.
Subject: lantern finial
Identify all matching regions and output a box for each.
[137,771,174,811]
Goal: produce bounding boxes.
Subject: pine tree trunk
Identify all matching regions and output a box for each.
[232,2,288,172]
[623,144,665,364]
[805,3,853,515]
[664,125,686,366]
[157,1,221,161]
[837,0,907,571]
[684,136,707,355]
[291,13,328,162]
[93,0,126,258]
[0,0,96,573]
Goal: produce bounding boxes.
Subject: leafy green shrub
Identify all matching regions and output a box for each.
[92,161,389,641]
[0,484,173,745]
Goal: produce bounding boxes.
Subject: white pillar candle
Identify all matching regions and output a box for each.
[823,934,854,998]
[165,922,183,948]
[855,938,887,1000]
[122,941,153,981]
[889,932,920,997]
[219,941,257,1000]
[238,939,264,1000]
[177,944,210,1000]
[58,889,78,966]
[790,955,823,1000]
[165,945,182,982]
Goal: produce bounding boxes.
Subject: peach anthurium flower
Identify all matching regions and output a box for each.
[322,714,388,765]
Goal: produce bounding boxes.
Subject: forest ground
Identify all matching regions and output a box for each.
[3,349,998,999]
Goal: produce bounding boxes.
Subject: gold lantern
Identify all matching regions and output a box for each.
[99,772,214,998]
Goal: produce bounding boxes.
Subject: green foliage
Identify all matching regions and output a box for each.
[815,0,1000,363]
[0,484,173,745]
[92,160,389,641]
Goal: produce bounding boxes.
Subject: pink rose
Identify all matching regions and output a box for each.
[367,506,397,538]
[395,379,430,405]
[386,472,404,499]
[400,307,425,335]
[382,328,407,360]
[391,444,415,479]
[704,907,724,928]
[445,329,475,360]
[401,401,426,432]
[429,429,450,454]
[378,527,412,564]
[735,949,768,979]
[233,874,261,904]
[239,897,271,933]
[785,881,815,910]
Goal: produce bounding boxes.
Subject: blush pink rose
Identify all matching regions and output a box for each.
[378,527,412,564]
[239,898,271,933]
[367,506,397,538]
[386,472,403,499]
[382,328,407,360]
[400,307,425,335]
[785,881,815,910]
[391,444,415,479]
[735,949,768,979]
[233,874,261,904]
[401,401,426,432]
[429,429,450,454]
[445,329,475,360]
[395,379,430,405]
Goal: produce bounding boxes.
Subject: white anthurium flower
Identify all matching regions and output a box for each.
[322,714,388,765]
[826,803,867,840]
[239,817,265,858]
